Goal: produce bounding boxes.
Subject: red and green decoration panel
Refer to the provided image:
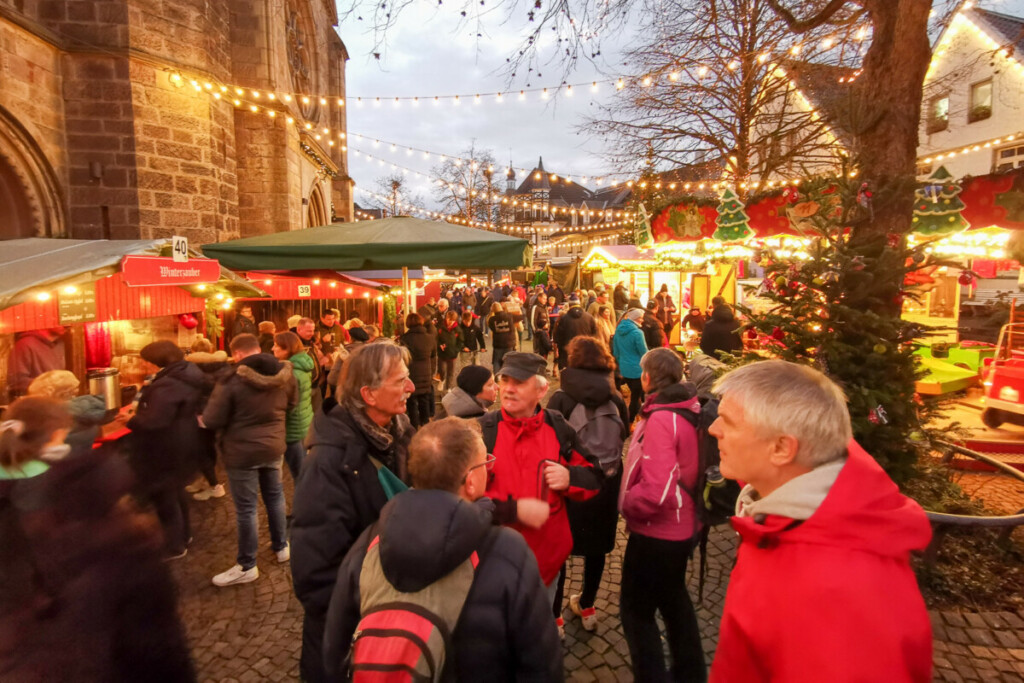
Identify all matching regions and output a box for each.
[648,166,1024,244]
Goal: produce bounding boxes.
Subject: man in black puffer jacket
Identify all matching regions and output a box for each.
[553,295,598,370]
[323,417,560,683]
[203,334,297,588]
[700,303,744,359]
[291,341,416,683]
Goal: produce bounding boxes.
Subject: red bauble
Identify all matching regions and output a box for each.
[771,327,785,341]
[958,271,975,286]
[178,313,199,329]
[746,327,758,340]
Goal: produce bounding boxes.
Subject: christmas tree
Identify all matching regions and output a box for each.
[736,178,943,483]
[912,166,970,236]
[713,187,754,241]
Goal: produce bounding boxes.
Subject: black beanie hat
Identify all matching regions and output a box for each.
[456,364,492,397]
[140,340,185,368]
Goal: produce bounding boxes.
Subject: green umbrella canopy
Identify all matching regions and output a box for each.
[201,217,533,271]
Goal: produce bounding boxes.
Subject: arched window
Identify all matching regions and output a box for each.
[0,106,66,240]
[307,182,329,227]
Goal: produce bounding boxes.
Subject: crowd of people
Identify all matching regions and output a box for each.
[0,281,936,682]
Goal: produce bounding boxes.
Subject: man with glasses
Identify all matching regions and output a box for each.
[478,351,604,636]
[290,341,415,683]
[323,418,561,682]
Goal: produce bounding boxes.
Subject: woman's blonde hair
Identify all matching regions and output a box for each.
[27,370,80,401]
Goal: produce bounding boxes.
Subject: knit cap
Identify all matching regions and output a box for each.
[456,365,492,396]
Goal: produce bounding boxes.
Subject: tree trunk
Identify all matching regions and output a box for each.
[853,0,933,237]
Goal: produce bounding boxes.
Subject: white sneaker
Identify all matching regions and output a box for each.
[276,543,290,563]
[185,479,207,493]
[212,564,259,587]
[569,594,598,631]
[194,483,226,501]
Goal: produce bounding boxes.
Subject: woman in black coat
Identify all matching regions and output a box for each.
[546,336,629,632]
[127,340,208,558]
[399,313,437,428]
[0,396,196,682]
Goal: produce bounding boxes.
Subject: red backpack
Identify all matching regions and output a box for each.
[348,533,486,682]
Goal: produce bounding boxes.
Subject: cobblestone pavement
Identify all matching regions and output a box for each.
[170,341,1024,682]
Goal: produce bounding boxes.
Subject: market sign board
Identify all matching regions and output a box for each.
[121,255,220,287]
[58,281,97,324]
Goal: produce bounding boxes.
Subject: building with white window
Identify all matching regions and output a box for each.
[918,8,1024,178]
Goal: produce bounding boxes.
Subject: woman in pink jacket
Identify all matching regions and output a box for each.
[618,347,706,682]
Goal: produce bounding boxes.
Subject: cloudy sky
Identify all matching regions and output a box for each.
[336,0,1024,212]
[337,2,631,211]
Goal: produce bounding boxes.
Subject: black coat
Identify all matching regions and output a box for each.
[0,447,195,682]
[553,306,598,353]
[323,490,562,683]
[201,354,298,468]
[457,322,485,352]
[291,403,413,682]
[231,315,258,338]
[400,324,437,395]
[700,306,744,358]
[547,367,628,556]
[642,312,667,350]
[613,285,630,311]
[127,359,208,490]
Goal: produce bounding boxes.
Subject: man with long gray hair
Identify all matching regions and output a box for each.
[290,341,416,683]
[707,360,932,682]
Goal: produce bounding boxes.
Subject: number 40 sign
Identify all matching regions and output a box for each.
[172,236,189,263]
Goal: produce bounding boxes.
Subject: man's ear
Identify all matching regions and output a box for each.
[767,434,800,468]
[359,385,377,408]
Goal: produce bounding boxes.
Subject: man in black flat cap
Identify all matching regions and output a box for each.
[477,351,604,635]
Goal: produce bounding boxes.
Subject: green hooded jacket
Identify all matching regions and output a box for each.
[286,351,315,443]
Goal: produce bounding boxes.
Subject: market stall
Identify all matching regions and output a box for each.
[202,216,533,326]
[1,238,264,404]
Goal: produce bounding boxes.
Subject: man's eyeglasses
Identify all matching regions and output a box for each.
[463,454,496,483]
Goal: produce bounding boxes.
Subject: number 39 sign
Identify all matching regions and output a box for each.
[172,236,189,263]
[298,284,312,297]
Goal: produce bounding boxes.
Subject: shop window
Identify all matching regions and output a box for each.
[968,79,992,123]
[994,143,1024,173]
[926,95,949,133]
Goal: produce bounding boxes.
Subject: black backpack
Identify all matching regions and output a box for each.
[650,396,740,600]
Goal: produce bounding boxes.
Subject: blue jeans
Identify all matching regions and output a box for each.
[284,440,305,480]
[226,461,288,570]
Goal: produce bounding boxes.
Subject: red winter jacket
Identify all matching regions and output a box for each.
[481,408,603,584]
[710,440,933,683]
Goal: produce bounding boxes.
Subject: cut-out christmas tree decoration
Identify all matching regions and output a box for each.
[713,187,754,241]
[912,166,970,235]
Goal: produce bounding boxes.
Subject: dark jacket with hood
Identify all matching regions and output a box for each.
[641,310,667,349]
[9,331,65,396]
[547,367,629,556]
[0,447,196,682]
[613,284,630,311]
[127,359,209,488]
[322,490,562,683]
[201,353,298,469]
[400,324,437,396]
[700,305,743,358]
[290,401,413,682]
[437,320,461,360]
[553,306,598,352]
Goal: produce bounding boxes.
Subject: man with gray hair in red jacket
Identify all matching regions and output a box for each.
[708,360,932,682]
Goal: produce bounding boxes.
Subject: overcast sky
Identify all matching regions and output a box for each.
[336,0,1024,212]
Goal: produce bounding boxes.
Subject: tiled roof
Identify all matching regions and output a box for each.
[969,8,1024,56]
[784,61,859,142]
[513,156,595,204]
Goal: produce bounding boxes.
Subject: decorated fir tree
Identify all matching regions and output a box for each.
[912,166,970,235]
[735,178,943,483]
[713,187,754,241]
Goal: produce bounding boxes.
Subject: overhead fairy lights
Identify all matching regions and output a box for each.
[918,133,1022,165]
[927,11,1024,82]
[355,188,635,233]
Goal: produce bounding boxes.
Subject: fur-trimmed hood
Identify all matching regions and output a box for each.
[235,353,293,391]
